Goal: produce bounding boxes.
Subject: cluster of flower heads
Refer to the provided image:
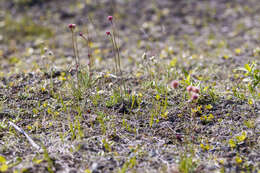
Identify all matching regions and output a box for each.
[68,18,200,103]
[68,16,113,36]
[67,16,114,67]
[171,80,200,101]
[106,16,113,36]
[67,15,122,75]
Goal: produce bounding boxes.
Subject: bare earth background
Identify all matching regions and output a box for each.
[0,0,259,173]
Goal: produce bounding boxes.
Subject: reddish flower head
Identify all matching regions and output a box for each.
[107,16,113,21]
[176,134,182,142]
[192,86,200,93]
[106,31,111,36]
[191,93,199,100]
[171,80,179,89]
[79,32,83,36]
[68,24,76,30]
[187,85,193,92]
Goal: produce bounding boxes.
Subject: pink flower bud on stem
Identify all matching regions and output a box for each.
[106,31,111,36]
[191,93,199,101]
[171,80,179,89]
[187,85,193,92]
[107,16,113,22]
[192,86,200,93]
[68,24,76,30]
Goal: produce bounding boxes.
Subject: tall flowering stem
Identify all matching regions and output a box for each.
[69,24,80,80]
[107,16,122,75]
[79,31,92,80]
[106,16,126,95]
[106,31,118,73]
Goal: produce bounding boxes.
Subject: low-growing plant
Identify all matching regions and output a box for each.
[42,145,54,173]
[118,156,137,173]
[179,152,197,173]
[149,83,169,127]
[97,111,107,135]
[67,68,93,101]
[102,138,112,152]
[229,131,247,149]
[0,155,8,172]
[200,143,212,151]
[122,117,135,133]
[200,113,214,124]
[202,85,219,103]
[232,85,246,100]
[105,88,123,107]
[67,110,84,140]
[236,61,260,101]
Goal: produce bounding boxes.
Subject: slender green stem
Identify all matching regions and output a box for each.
[110,21,126,95]
[109,35,118,73]
[75,35,80,70]
[71,30,78,75]
[71,30,77,66]
[81,33,92,80]
[71,30,80,87]
[111,23,122,75]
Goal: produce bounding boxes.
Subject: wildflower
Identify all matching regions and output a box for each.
[187,85,193,92]
[191,93,199,100]
[106,31,111,36]
[235,156,242,164]
[79,32,83,37]
[176,134,182,142]
[48,51,53,56]
[192,86,200,93]
[171,80,179,89]
[107,16,113,22]
[44,47,48,52]
[68,24,76,30]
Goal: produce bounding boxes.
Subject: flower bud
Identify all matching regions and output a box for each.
[106,31,111,36]
[107,16,113,21]
[187,85,193,92]
[191,93,199,100]
[171,80,179,89]
[192,86,200,93]
[68,24,76,30]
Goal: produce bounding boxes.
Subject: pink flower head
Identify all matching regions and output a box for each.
[192,86,200,93]
[106,31,111,36]
[187,85,193,92]
[191,93,199,100]
[79,32,83,36]
[171,80,179,89]
[68,24,76,30]
[107,16,113,21]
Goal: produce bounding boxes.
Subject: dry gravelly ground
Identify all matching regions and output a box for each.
[0,0,259,173]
